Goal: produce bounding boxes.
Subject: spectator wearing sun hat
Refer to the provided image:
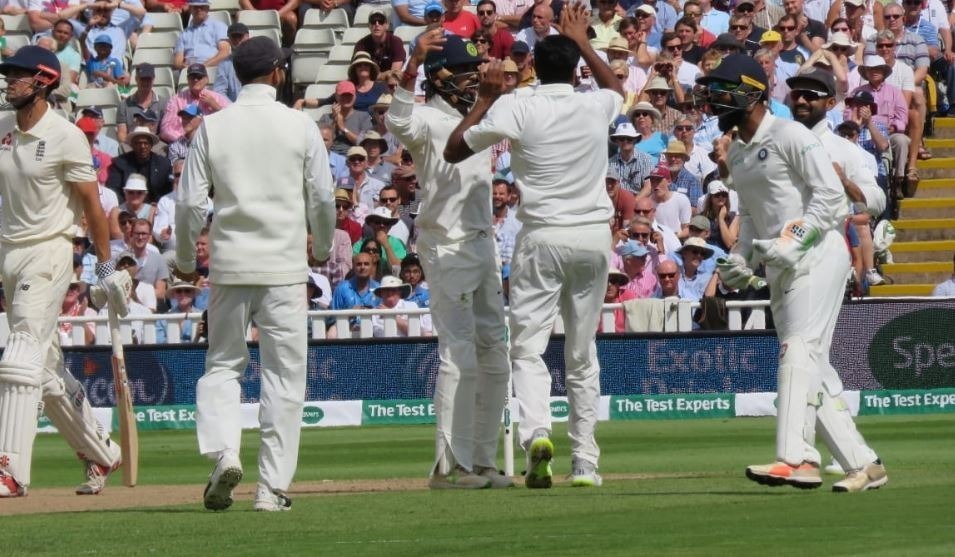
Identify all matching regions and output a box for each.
[674,237,717,301]
[355,206,408,275]
[107,126,173,201]
[371,275,433,337]
[155,279,205,343]
[663,139,703,208]
[609,121,656,194]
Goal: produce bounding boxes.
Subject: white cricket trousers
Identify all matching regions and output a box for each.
[510,223,610,467]
[0,237,117,487]
[196,283,308,493]
[768,229,878,471]
[418,230,510,474]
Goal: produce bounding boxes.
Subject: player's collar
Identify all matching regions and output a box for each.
[737,111,776,146]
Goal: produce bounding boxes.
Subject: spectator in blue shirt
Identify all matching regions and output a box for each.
[331,251,380,334]
[156,280,206,343]
[675,237,717,301]
[174,0,231,69]
[212,22,249,102]
[84,34,128,87]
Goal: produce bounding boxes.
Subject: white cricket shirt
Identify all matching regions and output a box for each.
[464,83,623,228]
[726,113,849,242]
[811,120,885,218]
[385,86,493,243]
[0,108,97,245]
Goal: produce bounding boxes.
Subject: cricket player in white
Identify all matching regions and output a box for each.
[386,33,511,489]
[702,54,887,492]
[176,37,336,511]
[0,47,132,498]
[446,4,624,489]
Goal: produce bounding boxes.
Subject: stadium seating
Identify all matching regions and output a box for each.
[326,44,355,66]
[341,27,367,47]
[190,10,231,27]
[131,66,177,90]
[209,0,241,11]
[250,27,281,45]
[353,3,392,26]
[315,63,348,84]
[302,8,349,31]
[131,48,176,71]
[291,52,328,89]
[137,32,180,50]
[292,28,337,53]
[394,25,425,43]
[148,12,185,33]
[75,88,121,126]
[238,9,281,30]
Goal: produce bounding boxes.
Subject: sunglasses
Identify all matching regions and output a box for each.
[629,231,651,239]
[335,203,350,210]
[474,38,488,44]
[884,13,902,19]
[633,112,653,117]
[684,11,701,16]
[736,5,753,12]
[615,74,627,79]
[657,272,677,279]
[369,17,387,25]
[636,12,652,18]
[876,43,895,48]
[477,9,494,14]
[730,25,748,30]
[674,125,694,132]
[683,249,706,256]
[348,157,366,163]
[778,25,796,31]
[665,43,682,51]
[789,89,827,102]
[634,208,654,214]
[615,137,636,142]
[380,196,399,203]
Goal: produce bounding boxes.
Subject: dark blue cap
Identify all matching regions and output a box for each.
[81,105,104,117]
[424,34,483,74]
[0,45,61,80]
[511,40,530,54]
[696,53,768,93]
[135,108,159,122]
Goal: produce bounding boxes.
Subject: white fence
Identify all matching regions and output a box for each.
[0,299,772,347]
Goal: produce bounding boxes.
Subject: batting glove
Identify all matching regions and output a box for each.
[752,219,819,270]
[92,261,132,317]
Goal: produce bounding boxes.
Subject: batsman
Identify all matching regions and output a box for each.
[702,54,886,492]
[0,47,131,498]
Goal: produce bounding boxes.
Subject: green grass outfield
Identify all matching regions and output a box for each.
[8,415,955,556]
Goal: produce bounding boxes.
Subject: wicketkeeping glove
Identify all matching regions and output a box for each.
[90,261,132,317]
[716,254,766,290]
[752,218,819,270]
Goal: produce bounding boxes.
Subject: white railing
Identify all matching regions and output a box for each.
[0,299,774,347]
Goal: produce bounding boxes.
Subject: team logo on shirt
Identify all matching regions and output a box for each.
[757,148,768,161]
[35,140,46,161]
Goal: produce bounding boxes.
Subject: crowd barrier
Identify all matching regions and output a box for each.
[20,297,955,438]
[0,298,770,347]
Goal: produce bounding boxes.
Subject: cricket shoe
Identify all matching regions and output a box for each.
[832,460,888,493]
[254,484,292,512]
[75,454,122,495]
[745,461,822,489]
[0,471,25,498]
[525,433,554,489]
[824,458,845,476]
[203,452,243,511]
[428,465,491,489]
[474,465,514,488]
[570,457,602,487]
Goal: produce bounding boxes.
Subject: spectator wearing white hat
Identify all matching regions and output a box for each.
[674,236,717,302]
[640,75,684,133]
[609,121,656,195]
[699,180,739,253]
[342,146,387,211]
[360,132,395,184]
[629,101,667,159]
[119,173,157,223]
[356,206,408,275]
[371,276,433,337]
[156,279,205,343]
[671,116,717,183]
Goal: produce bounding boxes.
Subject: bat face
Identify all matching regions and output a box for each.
[110,312,139,488]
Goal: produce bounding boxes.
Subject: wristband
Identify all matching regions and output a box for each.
[95,259,115,279]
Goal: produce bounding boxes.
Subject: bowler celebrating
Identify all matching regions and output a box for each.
[702,54,886,492]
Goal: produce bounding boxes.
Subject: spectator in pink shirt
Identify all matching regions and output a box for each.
[159,63,231,143]
[616,240,659,299]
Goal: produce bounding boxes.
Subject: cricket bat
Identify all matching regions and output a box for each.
[108,308,139,487]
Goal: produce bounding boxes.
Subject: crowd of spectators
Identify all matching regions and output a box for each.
[6,0,952,341]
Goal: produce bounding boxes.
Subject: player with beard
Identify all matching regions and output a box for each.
[0,46,131,498]
[701,54,887,492]
[385,32,511,489]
